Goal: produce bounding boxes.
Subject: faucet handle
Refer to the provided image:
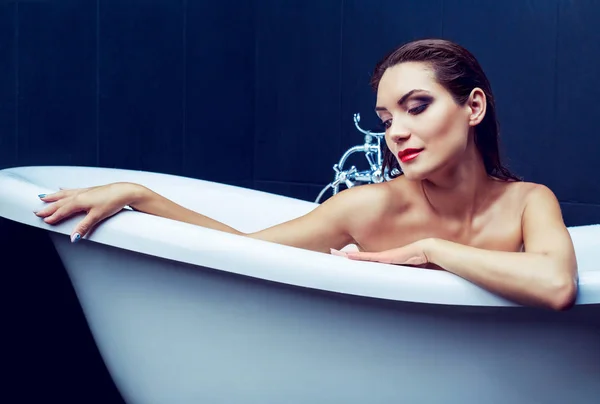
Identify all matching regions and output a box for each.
[384,167,401,181]
[371,169,384,183]
[344,166,357,188]
[331,165,357,188]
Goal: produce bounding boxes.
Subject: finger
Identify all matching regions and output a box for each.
[58,186,84,192]
[403,256,428,266]
[346,252,390,263]
[34,200,64,218]
[330,248,348,257]
[39,190,68,202]
[39,187,85,202]
[347,251,407,265]
[71,211,104,242]
[349,252,427,266]
[42,203,86,225]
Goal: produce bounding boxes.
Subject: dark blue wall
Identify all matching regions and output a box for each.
[2,0,599,223]
[0,0,255,184]
[253,0,600,226]
[2,0,600,402]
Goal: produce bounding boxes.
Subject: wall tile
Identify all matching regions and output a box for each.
[555,0,600,205]
[98,0,184,175]
[0,2,16,169]
[184,0,255,184]
[560,202,600,227]
[17,0,97,166]
[443,0,558,186]
[254,0,343,184]
[340,0,443,154]
[254,180,325,203]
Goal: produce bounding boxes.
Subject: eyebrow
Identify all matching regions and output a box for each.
[375,89,431,111]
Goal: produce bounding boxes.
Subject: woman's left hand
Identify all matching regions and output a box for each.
[332,239,434,266]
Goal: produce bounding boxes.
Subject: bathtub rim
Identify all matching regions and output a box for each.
[1,165,599,308]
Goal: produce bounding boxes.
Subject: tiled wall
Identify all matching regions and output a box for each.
[0,0,255,184]
[2,1,600,402]
[1,0,599,224]
[253,0,600,225]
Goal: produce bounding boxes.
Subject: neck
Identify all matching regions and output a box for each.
[420,143,492,221]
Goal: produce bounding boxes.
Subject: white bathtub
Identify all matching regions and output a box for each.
[1,165,599,404]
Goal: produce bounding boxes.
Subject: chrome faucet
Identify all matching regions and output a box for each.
[315,113,400,203]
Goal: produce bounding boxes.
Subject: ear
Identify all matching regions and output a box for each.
[467,88,486,126]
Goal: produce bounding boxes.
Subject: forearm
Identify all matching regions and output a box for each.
[425,238,577,310]
[126,183,244,236]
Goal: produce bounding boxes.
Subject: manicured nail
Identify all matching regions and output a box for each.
[38,194,46,198]
[71,233,81,243]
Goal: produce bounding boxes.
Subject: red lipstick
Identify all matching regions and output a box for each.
[398,148,423,163]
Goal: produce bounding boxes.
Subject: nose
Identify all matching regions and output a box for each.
[387,119,410,144]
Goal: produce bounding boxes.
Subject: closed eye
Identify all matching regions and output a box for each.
[408,104,429,115]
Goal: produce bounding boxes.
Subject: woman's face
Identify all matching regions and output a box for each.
[375,62,477,181]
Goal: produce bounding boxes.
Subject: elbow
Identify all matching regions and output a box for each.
[547,274,578,311]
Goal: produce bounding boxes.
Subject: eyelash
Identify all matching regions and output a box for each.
[408,103,428,115]
[380,103,429,129]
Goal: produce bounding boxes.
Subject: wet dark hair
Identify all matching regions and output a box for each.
[371,38,522,182]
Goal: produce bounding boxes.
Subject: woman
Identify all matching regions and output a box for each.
[34,39,578,311]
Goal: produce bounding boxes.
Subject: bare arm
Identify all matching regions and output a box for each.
[127,185,245,235]
[37,182,371,253]
[424,185,578,310]
[343,184,578,310]
[129,184,359,252]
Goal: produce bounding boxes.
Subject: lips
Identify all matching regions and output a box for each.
[398,148,423,163]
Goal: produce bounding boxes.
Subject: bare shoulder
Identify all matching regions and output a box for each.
[325,179,401,215]
[496,180,559,213]
[501,180,549,198]
[486,180,564,237]
[509,181,562,214]
[329,178,410,226]
[515,181,573,250]
[247,181,398,252]
[524,182,560,202]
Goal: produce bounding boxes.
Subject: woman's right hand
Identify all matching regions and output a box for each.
[34,182,141,242]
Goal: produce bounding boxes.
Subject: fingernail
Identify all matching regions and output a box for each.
[38,194,46,198]
[71,233,81,243]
